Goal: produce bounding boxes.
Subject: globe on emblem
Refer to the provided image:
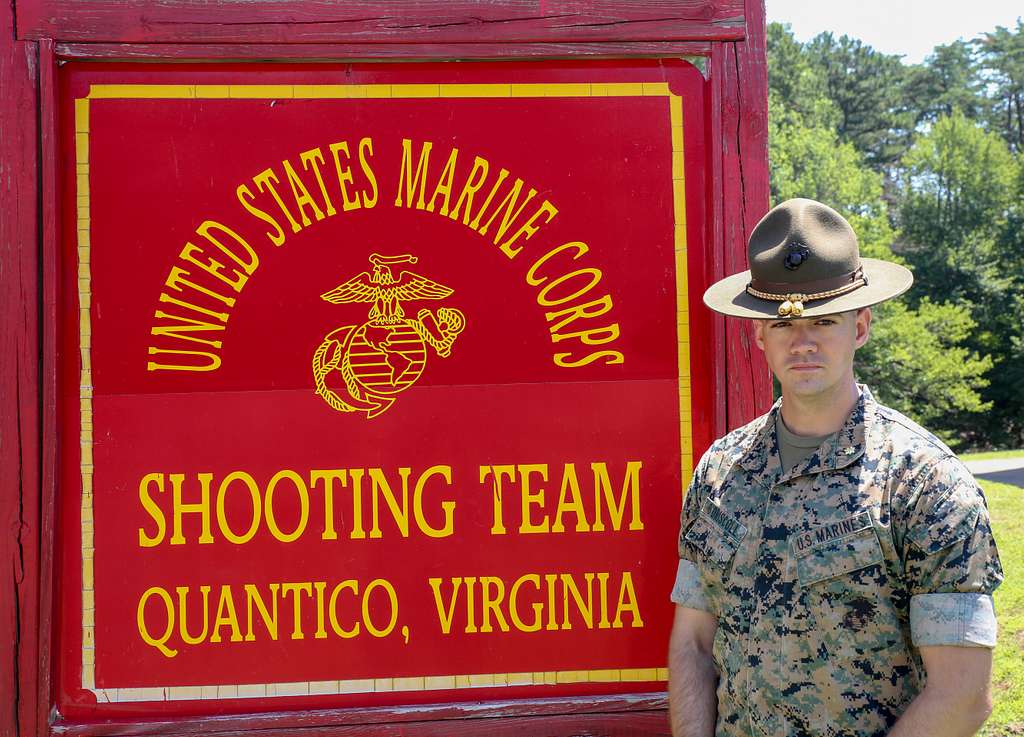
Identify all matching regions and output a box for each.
[345,320,427,396]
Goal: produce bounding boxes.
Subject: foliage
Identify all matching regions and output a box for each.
[899,111,1016,282]
[899,113,1024,447]
[767,25,995,441]
[978,20,1024,153]
[768,99,885,222]
[767,21,1024,449]
[855,299,992,441]
[903,41,988,126]
[766,22,838,131]
[804,32,914,167]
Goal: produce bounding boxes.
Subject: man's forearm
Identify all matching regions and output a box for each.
[887,682,992,737]
[887,644,994,737]
[667,644,718,737]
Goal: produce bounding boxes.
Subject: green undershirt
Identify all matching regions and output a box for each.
[776,414,834,471]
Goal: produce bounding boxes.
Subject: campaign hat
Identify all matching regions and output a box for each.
[702,198,913,318]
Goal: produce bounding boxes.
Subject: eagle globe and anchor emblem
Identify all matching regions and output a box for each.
[312,253,466,418]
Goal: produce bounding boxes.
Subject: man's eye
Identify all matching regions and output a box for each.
[771,321,791,328]
[816,319,836,326]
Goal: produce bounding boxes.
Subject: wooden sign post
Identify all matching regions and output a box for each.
[1,4,771,737]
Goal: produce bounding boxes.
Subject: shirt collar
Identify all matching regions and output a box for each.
[739,384,874,483]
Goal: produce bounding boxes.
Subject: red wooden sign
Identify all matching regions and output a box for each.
[2,3,771,735]
[55,60,714,720]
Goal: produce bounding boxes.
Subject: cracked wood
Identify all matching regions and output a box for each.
[17,0,744,44]
[717,0,772,430]
[1,1,41,737]
[54,40,714,60]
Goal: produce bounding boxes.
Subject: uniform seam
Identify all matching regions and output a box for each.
[907,455,946,496]
[905,468,980,555]
[874,408,955,459]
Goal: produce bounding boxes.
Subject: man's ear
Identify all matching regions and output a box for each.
[854,307,872,349]
[753,319,766,351]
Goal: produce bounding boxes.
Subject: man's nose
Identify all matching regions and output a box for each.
[789,326,817,353]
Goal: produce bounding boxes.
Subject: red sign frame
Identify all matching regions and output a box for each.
[56,56,706,716]
[0,3,772,736]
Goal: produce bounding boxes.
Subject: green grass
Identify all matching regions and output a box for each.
[981,479,1024,736]
[961,450,1024,462]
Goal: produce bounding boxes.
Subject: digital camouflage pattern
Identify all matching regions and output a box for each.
[675,386,1003,737]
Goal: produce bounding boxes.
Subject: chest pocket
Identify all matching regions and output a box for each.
[684,499,747,571]
[789,512,904,665]
[792,511,883,587]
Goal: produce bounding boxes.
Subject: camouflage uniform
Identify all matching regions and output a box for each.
[672,386,1003,737]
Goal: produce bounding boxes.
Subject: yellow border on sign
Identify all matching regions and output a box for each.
[75,96,97,692]
[76,82,694,703]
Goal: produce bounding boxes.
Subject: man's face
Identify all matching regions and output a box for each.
[753,309,871,399]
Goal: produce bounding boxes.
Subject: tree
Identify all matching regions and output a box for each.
[978,20,1024,152]
[806,33,914,167]
[767,23,838,131]
[856,299,992,441]
[903,40,988,127]
[769,101,883,214]
[899,112,1016,300]
[898,112,1024,446]
[765,62,993,439]
[765,24,1021,448]
[767,24,889,234]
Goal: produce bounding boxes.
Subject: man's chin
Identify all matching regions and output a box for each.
[780,377,827,398]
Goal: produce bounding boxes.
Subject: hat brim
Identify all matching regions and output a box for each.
[702,258,914,319]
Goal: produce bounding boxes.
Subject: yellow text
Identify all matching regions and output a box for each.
[428,570,643,635]
[136,577,404,658]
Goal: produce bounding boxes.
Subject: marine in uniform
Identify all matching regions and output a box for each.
[667,199,1003,737]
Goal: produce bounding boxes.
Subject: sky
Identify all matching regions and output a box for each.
[767,0,1023,64]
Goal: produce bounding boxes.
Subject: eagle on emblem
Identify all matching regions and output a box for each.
[320,253,453,325]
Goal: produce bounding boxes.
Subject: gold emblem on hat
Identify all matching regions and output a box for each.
[778,293,808,317]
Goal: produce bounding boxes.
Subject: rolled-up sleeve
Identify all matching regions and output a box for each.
[671,559,712,611]
[899,457,1004,648]
[909,592,997,647]
[671,453,711,607]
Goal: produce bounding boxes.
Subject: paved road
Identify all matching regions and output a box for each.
[963,457,1024,488]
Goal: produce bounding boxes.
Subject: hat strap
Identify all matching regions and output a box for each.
[746,267,867,317]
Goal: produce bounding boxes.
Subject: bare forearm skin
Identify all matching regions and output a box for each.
[668,641,718,737]
[887,683,992,737]
[887,645,993,737]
